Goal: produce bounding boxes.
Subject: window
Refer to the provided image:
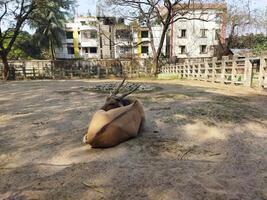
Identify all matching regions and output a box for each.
[200,45,207,54]
[67,47,74,54]
[89,47,97,53]
[215,13,222,23]
[81,21,86,25]
[90,30,97,39]
[141,46,149,54]
[116,30,132,39]
[82,31,89,39]
[180,29,186,38]
[84,47,89,53]
[141,31,149,38]
[119,46,131,54]
[179,46,186,54]
[66,31,73,39]
[200,29,208,38]
[215,29,221,40]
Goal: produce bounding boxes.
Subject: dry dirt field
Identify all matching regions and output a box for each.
[0,79,267,200]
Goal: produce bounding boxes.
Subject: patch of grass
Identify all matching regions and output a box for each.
[142,93,189,104]
[182,90,210,97]
[211,95,248,104]
[157,93,189,100]
[176,96,265,125]
[55,90,81,95]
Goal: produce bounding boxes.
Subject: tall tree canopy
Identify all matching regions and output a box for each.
[30,1,72,60]
[0,0,75,80]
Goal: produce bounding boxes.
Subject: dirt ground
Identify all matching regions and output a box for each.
[0,79,267,200]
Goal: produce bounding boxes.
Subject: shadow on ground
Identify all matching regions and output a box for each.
[0,80,266,200]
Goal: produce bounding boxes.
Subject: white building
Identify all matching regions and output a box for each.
[55,16,99,59]
[132,25,166,59]
[169,3,227,59]
[55,3,226,60]
[114,26,133,59]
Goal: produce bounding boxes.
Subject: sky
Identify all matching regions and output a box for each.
[76,0,267,15]
[76,0,98,16]
[4,0,265,33]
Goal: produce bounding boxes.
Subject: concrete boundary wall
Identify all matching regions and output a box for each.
[160,54,267,89]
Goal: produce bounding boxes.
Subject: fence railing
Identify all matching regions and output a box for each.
[160,55,267,88]
[0,59,152,80]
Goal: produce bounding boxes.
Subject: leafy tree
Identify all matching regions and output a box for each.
[30,1,71,60]
[3,30,42,60]
[228,33,267,54]
[0,0,75,80]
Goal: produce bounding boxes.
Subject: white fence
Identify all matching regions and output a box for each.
[160,55,267,88]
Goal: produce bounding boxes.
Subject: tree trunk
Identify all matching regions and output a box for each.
[152,57,159,76]
[50,40,55,60]
[1,53,9,80]
[152,21,170,76]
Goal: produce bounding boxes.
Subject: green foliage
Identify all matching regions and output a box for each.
[30,0,75,59]
[253,42,267,55]
[230,33,267,54]
[3,31,42,60]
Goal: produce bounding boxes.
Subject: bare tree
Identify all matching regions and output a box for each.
[225,0,265,48]
[104,0,209,75]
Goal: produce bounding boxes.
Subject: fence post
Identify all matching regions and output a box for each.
[186,60,190,78]
[244,55,252,87]
[106,67,109,77]
[221,56,228,84]
[22,64,26,79]
[33,67,36,79]
[129,65,132,78]
[97,66,101,78]
[259,56,266,88]
[182,64,185,78]
[204,59,209,81]
[193,63,196,79]
[231,56,237,85]
[197,63,201,80]
[70,67,73,79]
[212,57,217,83]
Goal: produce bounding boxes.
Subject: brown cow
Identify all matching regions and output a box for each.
[83,79,145,148]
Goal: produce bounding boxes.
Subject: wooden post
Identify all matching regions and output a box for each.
[197,63,201,80]
[204,59,209,81]
[244,55,253,87]
[192,63,196,80]
[129,65,132,78]
[88,66,91,78]
[33,67,36,79]
[231,56,237,85]
[221,56,227,84]
[106,68,109,77]
[182,64,186,78]
[70,67,73,79]
[187,61,190,78]
[97,66,101,78]
[22,65,26,79]
[212,57,217,83]
[259,56,266,88]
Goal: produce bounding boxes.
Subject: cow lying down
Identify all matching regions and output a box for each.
[83,79,145,148]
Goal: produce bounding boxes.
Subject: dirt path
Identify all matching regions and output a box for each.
[0,80,266,200]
